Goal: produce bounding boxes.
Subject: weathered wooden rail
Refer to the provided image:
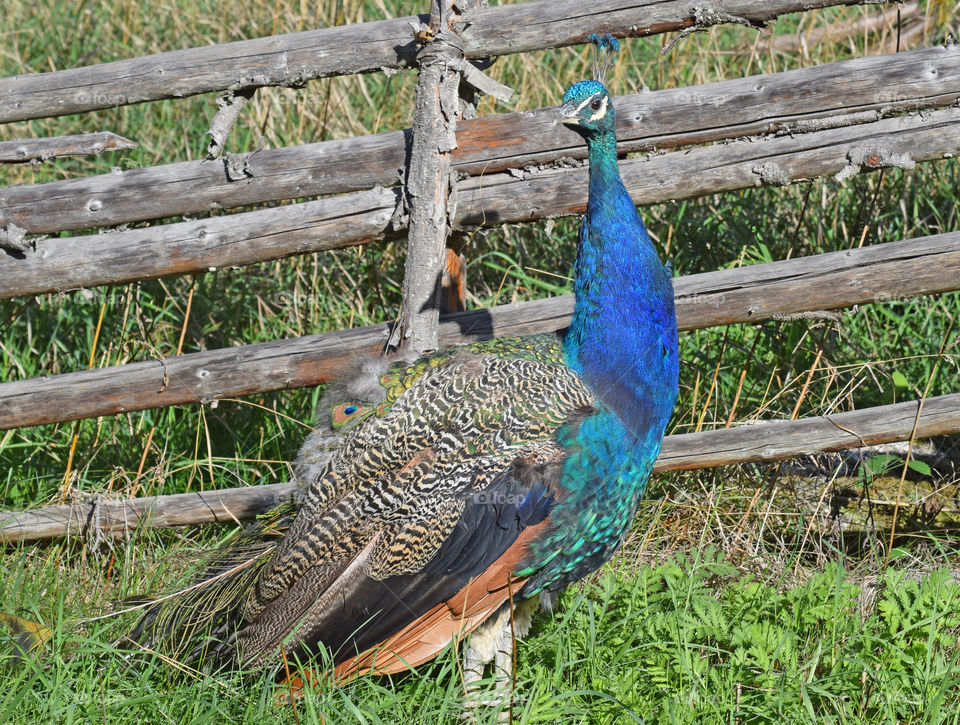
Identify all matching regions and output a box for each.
[5,102,960,300]
[0,0,890,124]
[0,132,137,164]
[4,391,958,544]
[5,44,958,235]
[3,231,959,430]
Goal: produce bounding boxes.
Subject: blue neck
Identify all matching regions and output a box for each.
[515,99,681,596]
[563,128,679,440]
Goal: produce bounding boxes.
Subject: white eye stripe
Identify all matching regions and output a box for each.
[588,96,608,121]
[573,95,597,114]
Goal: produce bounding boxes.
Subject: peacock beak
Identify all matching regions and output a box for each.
[553,100,580,126]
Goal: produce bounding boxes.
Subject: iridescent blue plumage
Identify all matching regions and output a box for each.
[518,61,679,593]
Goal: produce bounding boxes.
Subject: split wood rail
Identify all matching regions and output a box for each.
[1,0,959,542]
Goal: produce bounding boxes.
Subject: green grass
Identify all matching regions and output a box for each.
[3,542,960,723]
[3,0,960,722]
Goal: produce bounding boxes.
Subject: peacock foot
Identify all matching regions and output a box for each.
[460,595,540,723]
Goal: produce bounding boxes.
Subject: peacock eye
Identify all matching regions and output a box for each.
[590,98,603,111]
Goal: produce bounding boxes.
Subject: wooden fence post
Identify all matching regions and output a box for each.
[400,0,481,352]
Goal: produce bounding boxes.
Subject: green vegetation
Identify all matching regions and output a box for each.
[2,1,959,722]
[4,540,960,723]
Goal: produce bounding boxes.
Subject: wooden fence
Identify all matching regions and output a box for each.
[2,0,959,542]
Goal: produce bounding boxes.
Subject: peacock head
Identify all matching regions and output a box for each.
[554,34,619,138]
[554,80,615,138]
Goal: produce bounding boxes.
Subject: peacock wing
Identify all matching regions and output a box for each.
[234,342,595,673]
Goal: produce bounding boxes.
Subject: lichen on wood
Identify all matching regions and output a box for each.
[836,144,917,181]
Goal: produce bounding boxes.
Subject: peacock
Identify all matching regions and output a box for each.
[126,35,679,710]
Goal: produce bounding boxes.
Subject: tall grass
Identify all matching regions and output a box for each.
[2,0,960,721]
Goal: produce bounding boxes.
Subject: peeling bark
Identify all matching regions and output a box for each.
[206,87,256,159]
[400,1,468,353]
